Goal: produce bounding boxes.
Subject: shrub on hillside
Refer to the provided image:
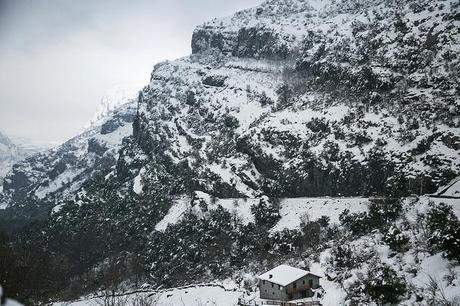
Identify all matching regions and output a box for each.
[347,262,407,305]
[425,203,460,262]
[367,198,403,228]
[330,244,355,270]
[328,243,376,282]
[271,228,302,255]
[383,225,410,253]
[251,197,281,227]
[339,198,403,236]
[339,209,369,235]
[299,214,329,251]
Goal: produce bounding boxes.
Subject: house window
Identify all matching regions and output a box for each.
[293,282,297,289]
[279,285,281,290]
[271,283,274,288]
[303,280,305,285]
[309,279,313,288]
[263,280,265,285]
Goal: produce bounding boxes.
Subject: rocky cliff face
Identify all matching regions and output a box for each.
[120,0,459,203]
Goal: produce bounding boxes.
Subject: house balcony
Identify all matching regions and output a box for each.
[248,300,321,306]
[286,286,312,295]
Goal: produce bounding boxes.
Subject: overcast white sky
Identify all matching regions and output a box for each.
[0,0,261,143]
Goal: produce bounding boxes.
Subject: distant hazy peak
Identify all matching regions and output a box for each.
[87,84,140,128]
[0,130,53,180]
[0,131,14,148]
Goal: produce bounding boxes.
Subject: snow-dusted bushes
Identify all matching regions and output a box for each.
[270,229,302,254]
[367,198,402,228]
[327,242,376,283]
[339,210,369,236]
[330,244,354,271]
[346,261,407,305]
[251,197,281,227]
[424,203,460,262]
[91,292,159,306]
[339,198,403,236]
[383,225,410,253]
[91,293,128,306]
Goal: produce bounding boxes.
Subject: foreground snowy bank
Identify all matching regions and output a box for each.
[52,285,242,306]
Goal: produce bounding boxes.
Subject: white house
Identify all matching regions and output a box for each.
[258,265,321,304]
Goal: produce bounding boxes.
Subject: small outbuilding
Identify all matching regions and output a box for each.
[258,265,321,302]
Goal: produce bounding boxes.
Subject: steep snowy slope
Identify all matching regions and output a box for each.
[119,0,459,202]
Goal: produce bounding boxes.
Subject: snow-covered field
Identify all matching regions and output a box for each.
[155,193,259,231]
[155,193,460,232]
[52,285,243,306]
[155,194,371,233]
[272,197,369,232]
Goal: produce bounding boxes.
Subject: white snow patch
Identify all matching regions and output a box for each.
[272,197,369,232]
[155,197,190,231]
[155,194,259,232]
[215,198,257,225]
[411,254,460,303]
[133,167,146,195]
[52,285,243,306]
[310,251,347,306]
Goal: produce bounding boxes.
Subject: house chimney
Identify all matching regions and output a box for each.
[269,274,273,279]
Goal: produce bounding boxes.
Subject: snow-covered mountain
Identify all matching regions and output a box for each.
[122,0,459,201]
[0,132,18,180]
[0,131,51,181]
[2,103,136,211]
[4,0,458,213]
[2,0,460,305]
